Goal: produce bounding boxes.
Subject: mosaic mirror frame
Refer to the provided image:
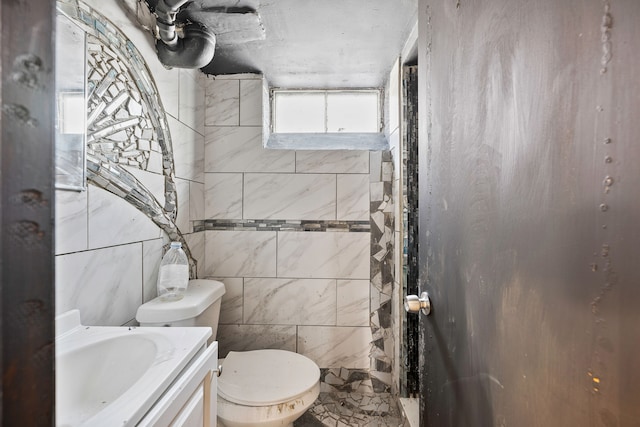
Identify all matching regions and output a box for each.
[56,0,196,274]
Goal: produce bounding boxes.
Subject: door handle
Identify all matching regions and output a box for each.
[404,291,431,315]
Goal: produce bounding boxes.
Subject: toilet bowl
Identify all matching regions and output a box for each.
[136,279,321,427]
[217,349,320,427]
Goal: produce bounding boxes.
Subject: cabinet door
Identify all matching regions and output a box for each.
[139,342,218,426]
[170,386,204,427]
[204,369,216,427]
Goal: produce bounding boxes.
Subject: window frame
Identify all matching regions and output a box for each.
[270,88,383,134]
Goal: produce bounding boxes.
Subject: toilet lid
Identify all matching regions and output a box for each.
[218,350,320,406]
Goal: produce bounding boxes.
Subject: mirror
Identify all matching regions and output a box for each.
[55,12,86,191]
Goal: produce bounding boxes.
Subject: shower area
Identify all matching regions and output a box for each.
[298,59,422,426]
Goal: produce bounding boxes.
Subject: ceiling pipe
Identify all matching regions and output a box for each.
[153,0,216,69]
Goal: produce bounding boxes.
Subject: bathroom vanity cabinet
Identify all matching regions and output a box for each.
[138,342,218,427]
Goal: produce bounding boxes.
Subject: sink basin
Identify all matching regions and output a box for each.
[57,335,157,426]
[56,310,211,427]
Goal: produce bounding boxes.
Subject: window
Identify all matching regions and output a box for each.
[272,90,381,133]
[264,88,388,150]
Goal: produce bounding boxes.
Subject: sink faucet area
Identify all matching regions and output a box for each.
[55,310,217,427]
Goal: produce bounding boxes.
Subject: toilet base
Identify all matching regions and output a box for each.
[218,422,293,427]
[217,382,319,427]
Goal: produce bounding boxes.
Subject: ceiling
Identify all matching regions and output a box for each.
[163,0,418,88]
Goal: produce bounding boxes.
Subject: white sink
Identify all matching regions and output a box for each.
[56,310,211,427]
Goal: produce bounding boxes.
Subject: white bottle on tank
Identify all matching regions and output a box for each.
[157,241,189,301]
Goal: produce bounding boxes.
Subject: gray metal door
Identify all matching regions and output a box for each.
[1,0,56,424]
[416,0,640,425]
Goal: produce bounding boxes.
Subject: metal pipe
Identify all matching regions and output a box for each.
[156,24,216,69]
[153,0,216,68]
[154,0,186,47]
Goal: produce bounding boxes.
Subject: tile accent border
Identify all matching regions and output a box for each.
[201,219,370,232]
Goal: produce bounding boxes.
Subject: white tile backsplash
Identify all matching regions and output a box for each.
[154,67,180,120]
[277,231,370,279]
[296,150,370,173]
[217,277,243,324]
[369,151,382,182]
[298,326,372,369]
[87,186,161,249]
[217,324,297,358]
[243,173,336,220]
[388,58,401,134]
[389,127,401,177]
[184,231,205,277]
[170,116,204,182]
[337,280,371,327]
[122,167,166,207]
[205,79,239,126]
[243,278,337,325]
[175,178,191,233]
[337,174,370,220]
[204,173,243,219]
[56,243,143,326]
[204,230,277,277]
[205,126,295,173]
[142,238,164,303]
[239,79,263,126]
[55,190,88,255]
[179,69,205,134]
[189,181,204,221]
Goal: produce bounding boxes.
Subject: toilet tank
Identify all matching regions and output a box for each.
[136,279,225,342]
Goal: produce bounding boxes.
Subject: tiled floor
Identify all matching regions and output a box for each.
[294,392,405,427]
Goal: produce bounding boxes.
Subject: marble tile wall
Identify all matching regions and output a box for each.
[204,75,399,396]
[55,0,206,326]
[243,173,337,220]
[204,75,376,371]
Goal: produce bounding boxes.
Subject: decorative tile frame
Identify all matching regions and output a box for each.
[57,0,196,274]
[368,150,396,393]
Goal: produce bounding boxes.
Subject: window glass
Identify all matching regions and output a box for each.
[274,92,325,133]
[327,92,379,132]
[272,90,380,134]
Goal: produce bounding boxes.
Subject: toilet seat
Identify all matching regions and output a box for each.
[218,349,320,406]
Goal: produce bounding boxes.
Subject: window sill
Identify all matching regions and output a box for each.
[264,132,389,150]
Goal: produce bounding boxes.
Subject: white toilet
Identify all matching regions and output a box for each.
[136,279,320,427]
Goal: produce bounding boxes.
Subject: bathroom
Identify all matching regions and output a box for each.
[3,0,640,426]
[52,0,416,425]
